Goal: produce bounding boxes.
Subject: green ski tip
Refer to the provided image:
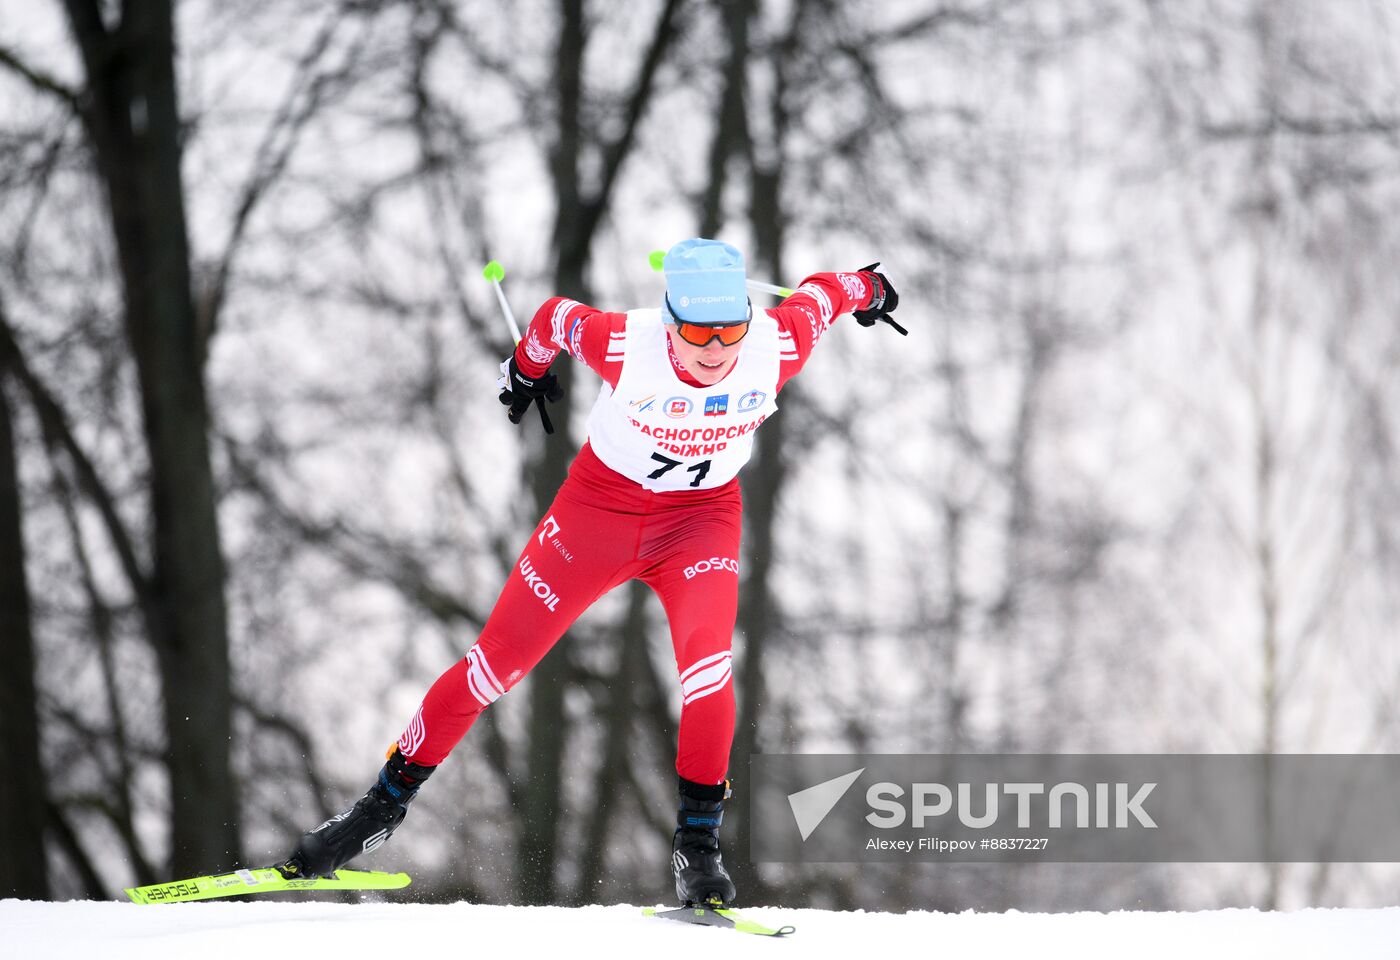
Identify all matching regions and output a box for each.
[648,249,666,272]
[482,260,505,282]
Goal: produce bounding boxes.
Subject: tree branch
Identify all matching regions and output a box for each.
[236,695,337,824]
[0,301,155,640]
[45,801,108,900]
[218,429,486,630]
[45,444,157,887]
[0,45,83,111]
[201,3,365,351]
[1202,114,1400,141]
[571,0,685,256]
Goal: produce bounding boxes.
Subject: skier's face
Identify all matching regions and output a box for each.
[667,326,743,385]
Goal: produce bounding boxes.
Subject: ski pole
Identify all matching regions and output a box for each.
[647,250,794,299]
[483,259,523,341]
[482,259,553,434]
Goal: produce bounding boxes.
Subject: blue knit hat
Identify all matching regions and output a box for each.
[662,238,750,326]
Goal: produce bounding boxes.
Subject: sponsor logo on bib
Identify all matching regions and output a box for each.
[738,389,766,412]
[704,394,729,416]
[665,397,692,418]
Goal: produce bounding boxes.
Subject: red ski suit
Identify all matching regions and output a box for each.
[397,271,879,785]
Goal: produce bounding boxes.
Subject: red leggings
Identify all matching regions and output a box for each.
[396,445,742,785]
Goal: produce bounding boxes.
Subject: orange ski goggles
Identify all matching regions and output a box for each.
[666,294,751,346]
[675,321,750,347]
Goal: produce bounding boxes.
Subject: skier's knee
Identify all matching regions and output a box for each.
[679,651,733,706]
[463,643,511,707]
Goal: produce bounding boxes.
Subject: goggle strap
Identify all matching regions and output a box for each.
[664,292,753,327]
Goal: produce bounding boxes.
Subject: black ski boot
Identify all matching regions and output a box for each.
[281,747,436,879]
[672,776,737,907]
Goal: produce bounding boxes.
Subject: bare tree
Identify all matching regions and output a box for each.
[55,0,238,874]
[0,303,49,900]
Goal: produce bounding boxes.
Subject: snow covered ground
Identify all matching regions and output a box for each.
[6,899,1400,959]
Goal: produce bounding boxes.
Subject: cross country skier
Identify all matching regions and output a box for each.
[282,238,903,907]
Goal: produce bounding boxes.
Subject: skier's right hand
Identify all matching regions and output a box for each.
[497,356,564,433]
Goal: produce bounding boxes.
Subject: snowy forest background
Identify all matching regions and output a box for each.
[3,0,1400,912]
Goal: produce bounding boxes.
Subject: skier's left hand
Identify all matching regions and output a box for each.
[852,264,907,336]
[497,356,564,434]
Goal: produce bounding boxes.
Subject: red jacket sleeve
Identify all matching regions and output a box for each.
[767,271,878,389]
[514,297,628,388]
[517,271,878,392]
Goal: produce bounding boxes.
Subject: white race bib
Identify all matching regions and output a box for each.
[586,309,780,491]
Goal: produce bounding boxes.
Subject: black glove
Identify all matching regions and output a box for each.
[498,356,564,434]
[851,263,907,336]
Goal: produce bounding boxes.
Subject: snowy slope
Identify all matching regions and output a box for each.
[5,899,1400,959]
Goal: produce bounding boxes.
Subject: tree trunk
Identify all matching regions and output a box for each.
[63,0,238,874]
[698,0,754,238]
[0,359,51,900]
[729,414,785,905]
[515,0,586,906]
[517,0,681,904]
[726,0,798,908]
[574,581,650,901]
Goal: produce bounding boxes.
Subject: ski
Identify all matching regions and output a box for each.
[124,866,411,904]
[643,905,796,937]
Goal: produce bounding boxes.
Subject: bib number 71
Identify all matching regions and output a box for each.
[648,452,712,487]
